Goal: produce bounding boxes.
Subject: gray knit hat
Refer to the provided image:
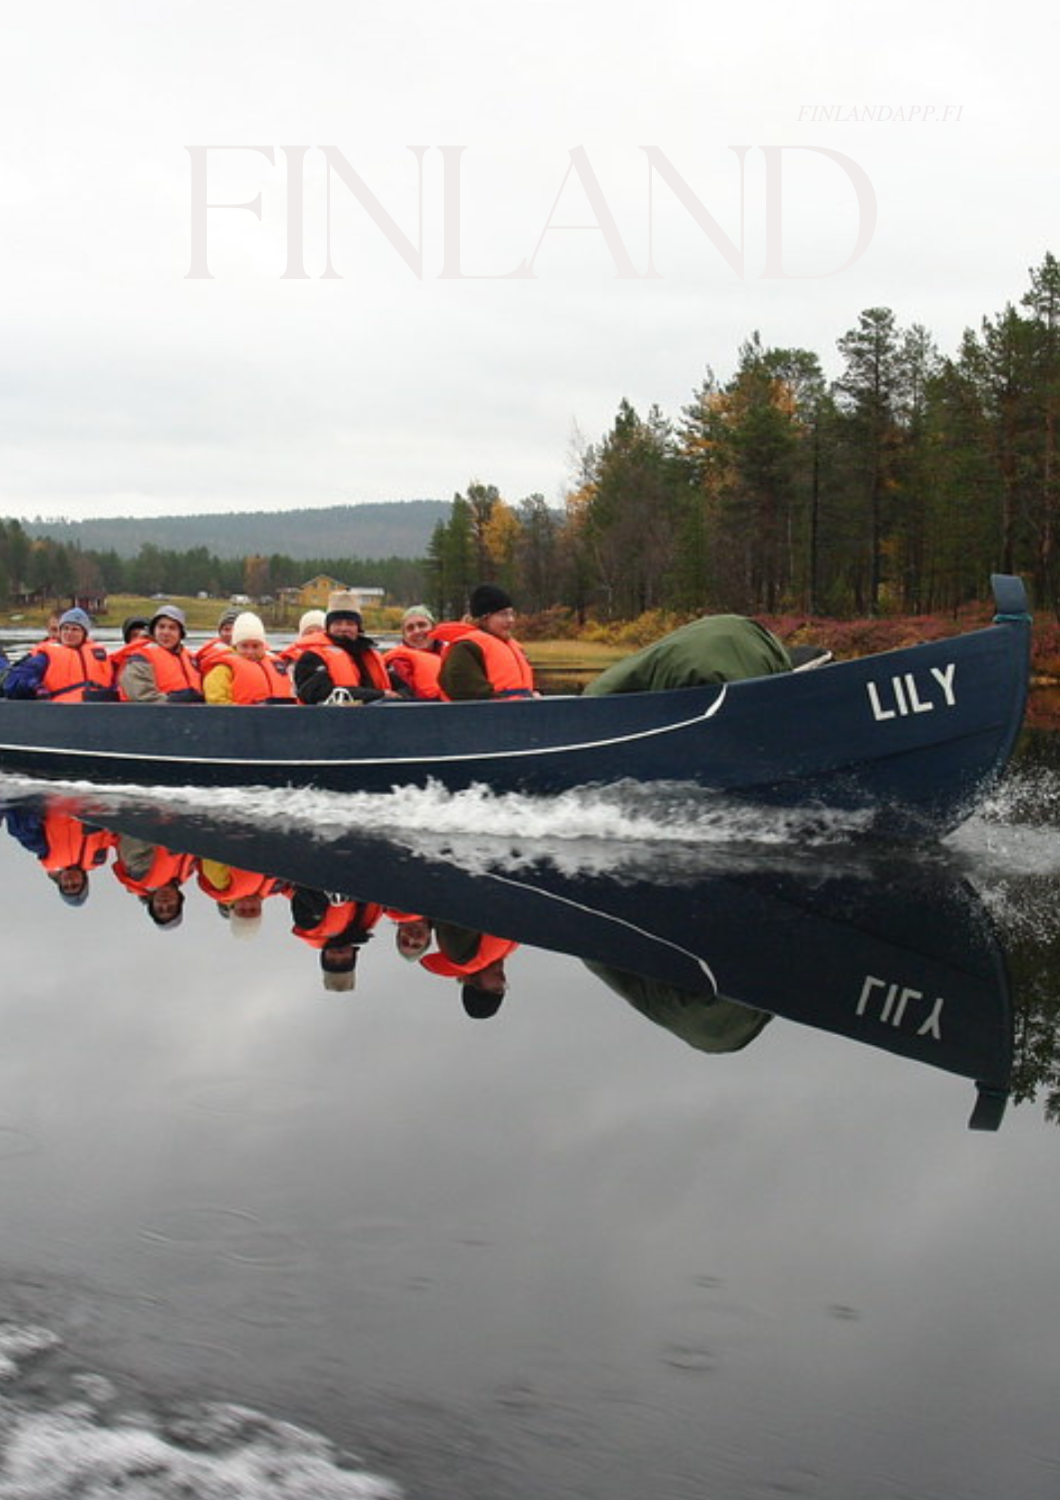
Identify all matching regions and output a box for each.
[149,604,188,636]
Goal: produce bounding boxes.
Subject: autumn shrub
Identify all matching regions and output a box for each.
[518,606,580,642]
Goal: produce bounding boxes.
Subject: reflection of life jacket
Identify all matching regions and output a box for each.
[384,907,425,922]
[121,640,202,698]
[383,645,443,700]
[39,812,113,873]
[112,847,195,897]
[197,864,283,904]
[420,933,518,977]
[306,636,391,692]
[221,651,296,704]
[292,900,384,948]
[34,639,113,701]
[438,628,534,700]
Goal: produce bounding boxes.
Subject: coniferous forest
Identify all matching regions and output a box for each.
[3,254,1060,627]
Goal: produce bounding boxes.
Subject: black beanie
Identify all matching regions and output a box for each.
[469,584,513,618]
[461,983,504,1019]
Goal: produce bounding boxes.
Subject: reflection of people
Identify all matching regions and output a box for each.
[290,887,383,992]
[387,911,433,961]
[120,606,204,702]
[294,593,398,705]
[420,923,518,1017]
[383,606,445,700]
[437,585,537,702]
[112,835,195,930]
[197,860,287,938]
[2,608,114,701]
[6,805,113,906]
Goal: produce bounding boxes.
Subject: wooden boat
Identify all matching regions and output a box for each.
[49,795,1014,1129]
[0,575,1031,835]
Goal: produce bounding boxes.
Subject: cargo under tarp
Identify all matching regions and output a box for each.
[583,614,792,695]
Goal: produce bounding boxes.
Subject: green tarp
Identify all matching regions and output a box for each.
[583,614,792,696]
[583,961,772,1054]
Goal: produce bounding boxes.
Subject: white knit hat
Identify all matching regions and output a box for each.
[231,612,267,647]
[299,608,326,635]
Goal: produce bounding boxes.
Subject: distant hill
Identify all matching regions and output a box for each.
[23,501,451,560]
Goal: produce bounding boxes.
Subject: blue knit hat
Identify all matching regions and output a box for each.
[59,607,92,633]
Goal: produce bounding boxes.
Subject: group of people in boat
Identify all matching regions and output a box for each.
[1,800,516,1015]
[0,583,539,706]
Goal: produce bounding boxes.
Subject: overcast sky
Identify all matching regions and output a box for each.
[0,0,1051,520]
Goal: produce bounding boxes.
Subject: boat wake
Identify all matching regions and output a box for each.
[0,1320,398,1500]
[3,764,1059,885]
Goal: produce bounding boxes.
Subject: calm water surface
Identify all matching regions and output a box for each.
[0,737,1059,1498]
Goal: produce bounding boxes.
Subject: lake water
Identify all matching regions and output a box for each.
[0,736,1059,1499]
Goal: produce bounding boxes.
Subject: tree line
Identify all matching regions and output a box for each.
[5,252,1060,624]
[429,254,1060,622]
[0,523,428,611]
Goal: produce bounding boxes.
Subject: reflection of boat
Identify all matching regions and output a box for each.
[68,797,1014,1130]
[0,576,1031,835]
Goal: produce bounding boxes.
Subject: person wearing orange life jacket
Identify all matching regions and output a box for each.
[437,585,538,702]
[420,922,519,1018]
[293,592,400,705]
[383,605,446,701]
[279,609,327,669]
[107,617,150,690]
[195,608,240,676]
[119,605,204,702]
[289,886,384,992]
[2,608,115,701]
[203,612,296,705]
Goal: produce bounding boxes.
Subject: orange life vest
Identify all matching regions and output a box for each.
[112,848,196,896]
[303,635,391,693]
[292,900,384,949]
[195,636,232,674]
[383,645,443,700]
[219,651,296,704]
[420,933,519,977]
[108,637,149,688]
[39,812,113,873]
[121,640,202,699]
[430,621,473,645]
[279,634,319,665]
[438,628,534,701]
[34,638,113,701]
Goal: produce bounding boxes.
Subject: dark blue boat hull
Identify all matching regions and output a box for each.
[0,577,1031,835]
